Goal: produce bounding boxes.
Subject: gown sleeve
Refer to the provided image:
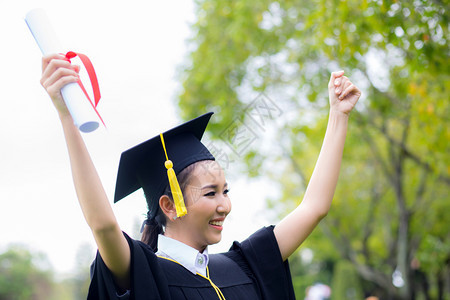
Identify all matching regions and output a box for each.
[87,232,171,300]
[226,225,296,300]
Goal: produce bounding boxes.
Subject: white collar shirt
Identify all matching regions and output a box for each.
[155,234,209,277]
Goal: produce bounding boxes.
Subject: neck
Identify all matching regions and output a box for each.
[163,230,207,253]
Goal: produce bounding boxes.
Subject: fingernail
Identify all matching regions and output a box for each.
[335,88,340,93]
[334,79,340,85]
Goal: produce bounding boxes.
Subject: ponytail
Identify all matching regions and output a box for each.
[141,213,164,252]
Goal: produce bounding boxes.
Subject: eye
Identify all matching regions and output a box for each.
[223,188,230,195]
[204,191,216,197]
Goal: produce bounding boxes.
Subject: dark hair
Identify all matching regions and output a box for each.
[141,160,208,251]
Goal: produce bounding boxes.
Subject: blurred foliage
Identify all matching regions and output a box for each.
[0,245,53,300]
[71,243,93,300]
[0,244,92,300]
[178,0,450,299]
[331,260,364,300]
[289,248,334,299]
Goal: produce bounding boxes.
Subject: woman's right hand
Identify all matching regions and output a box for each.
[40,54,80,117]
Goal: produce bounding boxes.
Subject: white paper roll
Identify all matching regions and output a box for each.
[25,8,100,133]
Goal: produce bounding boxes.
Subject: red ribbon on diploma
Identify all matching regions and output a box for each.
[64,51,105,127]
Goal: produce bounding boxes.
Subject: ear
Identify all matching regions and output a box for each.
[159,195,177,221]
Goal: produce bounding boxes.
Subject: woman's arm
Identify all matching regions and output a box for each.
[41,54,131,289]
[274,71,361,261]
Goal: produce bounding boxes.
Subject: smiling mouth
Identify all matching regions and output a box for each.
[209,220,224,226]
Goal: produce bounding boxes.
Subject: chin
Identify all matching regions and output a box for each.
[207,234,222,246]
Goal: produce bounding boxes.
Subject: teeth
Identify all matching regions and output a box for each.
[209,221,224,226]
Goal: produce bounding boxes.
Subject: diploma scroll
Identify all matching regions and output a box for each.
[25,8,100,133]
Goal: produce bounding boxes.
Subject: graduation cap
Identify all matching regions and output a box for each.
[114,112,215,219]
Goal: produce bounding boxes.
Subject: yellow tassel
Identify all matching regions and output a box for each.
[160,133,187,218]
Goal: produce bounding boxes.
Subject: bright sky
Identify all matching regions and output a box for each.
[0,0,271,274]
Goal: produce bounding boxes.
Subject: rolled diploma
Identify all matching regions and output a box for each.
[25,8,100,133]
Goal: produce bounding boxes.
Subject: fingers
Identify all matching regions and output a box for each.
[41,53,66,73]
[334,77,350,97]
[339,82,361,100]
[42,68,79,97]
[41,63,78,87]
[40,55,80,98]
[328,70,345,88]
[332,75,358,100]
[41,58,79,85]
[40,54,80,88]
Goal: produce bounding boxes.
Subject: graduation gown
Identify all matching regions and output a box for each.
[87,226,296,299]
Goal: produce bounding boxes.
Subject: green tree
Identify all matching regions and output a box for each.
[0,245,53,300]
[331,260,364,300]
[178,0,450,299]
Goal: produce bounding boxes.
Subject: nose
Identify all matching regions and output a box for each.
[217,195,231,215]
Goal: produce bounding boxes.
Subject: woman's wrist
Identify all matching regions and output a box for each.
[328,109,349,123]
[326,110,350,138]
[58,110,74,126]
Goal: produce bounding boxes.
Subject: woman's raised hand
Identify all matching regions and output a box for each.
[328,71,361,115]
[40,54,80,116]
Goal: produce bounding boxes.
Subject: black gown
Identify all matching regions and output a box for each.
[87,226,296,299]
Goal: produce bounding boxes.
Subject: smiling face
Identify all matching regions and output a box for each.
[163,160,232,252]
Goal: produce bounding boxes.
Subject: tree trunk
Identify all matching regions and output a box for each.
[437,270,444,300]
[389,137,411,299]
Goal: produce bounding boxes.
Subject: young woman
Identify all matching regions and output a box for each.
[40,53,361,299]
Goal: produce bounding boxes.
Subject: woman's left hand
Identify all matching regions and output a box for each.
[328,71,361,115]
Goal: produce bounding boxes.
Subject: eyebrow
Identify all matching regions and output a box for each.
[201,182,228,190]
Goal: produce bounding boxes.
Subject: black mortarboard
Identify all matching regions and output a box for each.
[114,112,215,219]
